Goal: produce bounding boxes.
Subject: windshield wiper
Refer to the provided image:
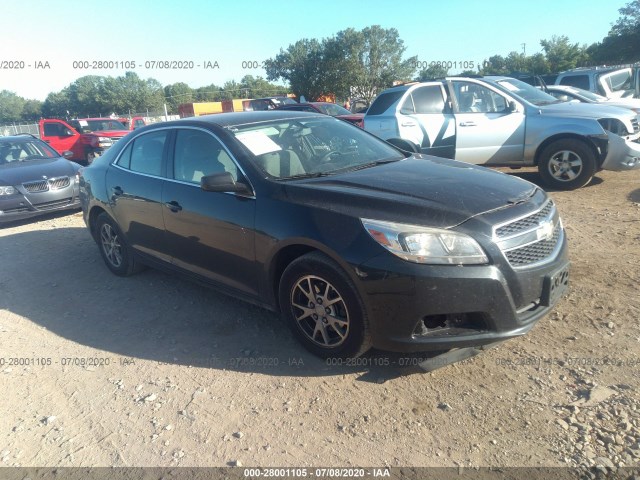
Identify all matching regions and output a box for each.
[342,158,402,172]
[277,171,333,180]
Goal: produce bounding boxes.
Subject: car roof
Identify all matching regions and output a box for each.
[150,111,327,129]
[0,134,41,142]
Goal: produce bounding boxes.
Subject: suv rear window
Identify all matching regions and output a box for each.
[367,90,405,115]
[559,74,590,90]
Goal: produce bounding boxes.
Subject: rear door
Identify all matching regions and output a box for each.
[449,79,525,165]
[106,129,170,261]
[161,128,258,296]
[39,119,82,159]
[398,83,455,158]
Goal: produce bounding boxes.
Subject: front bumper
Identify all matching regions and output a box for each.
[601,133,640,171]
[354,237,569,353]
[0,188,81,223]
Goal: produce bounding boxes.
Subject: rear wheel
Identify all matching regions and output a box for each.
[538,139,597,190]
[95,213,142,276]
[279,252,372,359]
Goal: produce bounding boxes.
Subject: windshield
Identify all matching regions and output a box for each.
[0,138,59,164]
[77,119,127,133]
[494,78,561,106]
[230,116,403,179]
[559,86,607,102]
[315,103,353,116]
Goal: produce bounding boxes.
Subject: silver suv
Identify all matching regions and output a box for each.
[364,76,640,190]
[554,67,637,99]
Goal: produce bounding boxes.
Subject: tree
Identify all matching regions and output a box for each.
[0,91,27,123]
[540,35,589,72]
[588,0,640,63]
[416,64,449,81]
[164,82,193,114]
[265,38,327,101]
[42,89,71,118]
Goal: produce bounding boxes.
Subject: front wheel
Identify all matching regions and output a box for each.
[279,252,372,359]
[95,213,142,276]
[538,139,597,190]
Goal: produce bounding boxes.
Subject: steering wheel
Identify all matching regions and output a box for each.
[318,150,341,163]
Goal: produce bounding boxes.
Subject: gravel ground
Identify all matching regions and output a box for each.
[0,167,639,470]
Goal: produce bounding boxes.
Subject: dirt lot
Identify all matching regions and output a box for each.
[0,168,639,470]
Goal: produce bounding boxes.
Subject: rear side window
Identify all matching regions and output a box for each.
[367,90,405,115]
[559,74,590,90]
[411,86,446,114]
[123,130,168,176]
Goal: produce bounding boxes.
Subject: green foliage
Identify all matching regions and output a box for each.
[265,26,416,103]
[588,0,640,63]
[416,64,449,81]
[540,36,589,72]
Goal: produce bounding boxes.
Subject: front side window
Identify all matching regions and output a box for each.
[173,129,238,184]
[453,82,507,113]
[43,122,68,137]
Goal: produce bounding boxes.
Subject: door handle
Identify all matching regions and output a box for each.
[111,186,123,196]
[164,200,182,212]
[459,121,477,127]
[44,140,51,143]
[401,121,417,127]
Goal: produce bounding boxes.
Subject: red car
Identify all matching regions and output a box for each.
[276,102,364,128]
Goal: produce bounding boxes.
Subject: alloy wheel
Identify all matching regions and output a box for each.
[290,275,350,347]
[547,150,583,182]
[100,223,123,268]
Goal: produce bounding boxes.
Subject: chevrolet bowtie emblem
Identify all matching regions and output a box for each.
[536,220,554,242]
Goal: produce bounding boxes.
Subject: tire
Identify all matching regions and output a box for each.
[386,138,419,154]
[538,139,597,190]
[279,252,372,359]
[95,212,142,276]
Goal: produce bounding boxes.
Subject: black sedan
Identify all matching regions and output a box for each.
[0,134,81,223]
[79,111,569,364]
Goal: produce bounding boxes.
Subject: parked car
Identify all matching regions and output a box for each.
[0,134,81,223]
[80,111,569,366]
[275,102,365,127]
[364,76,640,190]
[39,118,130,165]
[554,67,636,99]
[244,96,297,111]
[545,85,640,113]
[118,116,147,131]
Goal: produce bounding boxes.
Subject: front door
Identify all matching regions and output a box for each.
[161,128,258,296]
[449,80,526,165]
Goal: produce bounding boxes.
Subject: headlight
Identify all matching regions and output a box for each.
[0,186,17,195]
[361,218,488,265]
[97,137,113,148]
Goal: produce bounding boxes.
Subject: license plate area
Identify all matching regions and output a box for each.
[541,263,570,307]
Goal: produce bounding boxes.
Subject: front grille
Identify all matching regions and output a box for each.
[494,199,563,268]
[22,176,70,193]
[632,117,639,134]
[49,177,70,190]
[495,200,554,238]
[110,136,123,143]
[23,180,48,193]
[504,223,562,267]
[33,198,74,210]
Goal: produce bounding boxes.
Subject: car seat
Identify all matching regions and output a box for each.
[178,134,226,183]
[256,150,305,177]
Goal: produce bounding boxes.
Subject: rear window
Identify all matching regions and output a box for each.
[367,90,405,115]
[559,74,590,91]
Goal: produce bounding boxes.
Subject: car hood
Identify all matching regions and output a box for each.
[538,102,635,119]
[0,158,78,185]
[282,156,538,228]
[602,98,640,109]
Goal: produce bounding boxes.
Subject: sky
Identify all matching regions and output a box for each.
[0,0,625,101]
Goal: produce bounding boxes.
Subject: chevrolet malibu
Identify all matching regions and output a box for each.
[79,111,569,365]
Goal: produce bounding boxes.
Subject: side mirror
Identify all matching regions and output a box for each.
[62,150,74,159]
[201,172,252,195]
[64,129,75,136]
[507,101,518,113]
[399,108,414,115]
